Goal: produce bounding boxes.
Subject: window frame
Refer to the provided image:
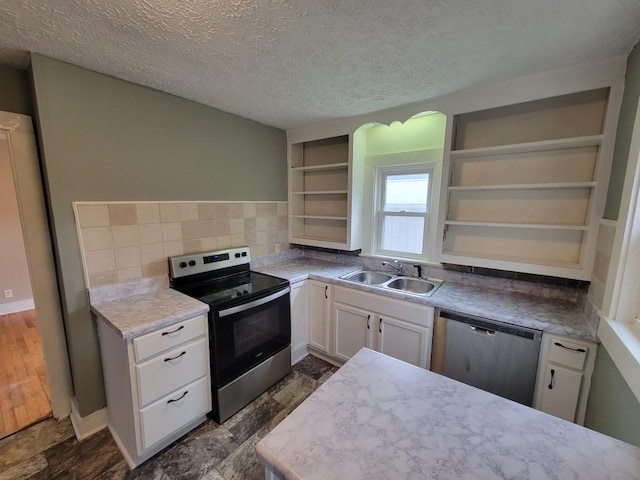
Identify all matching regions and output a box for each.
[372,163,434,261]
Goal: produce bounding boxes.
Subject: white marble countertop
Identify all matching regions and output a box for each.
[256,348,640,480]
[254,258,596,341]
[91,289,209,340]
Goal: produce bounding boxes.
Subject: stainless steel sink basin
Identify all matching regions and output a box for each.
[339,269,444,297]
[386,277,436,295]
[341,270,393,285]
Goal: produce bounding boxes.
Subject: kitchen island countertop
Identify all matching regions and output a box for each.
[256,348,640,480]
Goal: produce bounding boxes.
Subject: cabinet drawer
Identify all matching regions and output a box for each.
[547,337,589,370]
[136,337,209,407]
[134,314,207,363]
[139,376,210,450]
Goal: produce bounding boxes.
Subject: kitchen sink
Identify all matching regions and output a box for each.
[386,277,436,295]
[341,270,393,285]
[339,269,443,297]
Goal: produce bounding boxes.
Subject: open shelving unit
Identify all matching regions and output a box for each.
[440,88,611,279]
[289,135,361,249]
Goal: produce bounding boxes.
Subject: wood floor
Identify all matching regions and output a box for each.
[0,309,51,439]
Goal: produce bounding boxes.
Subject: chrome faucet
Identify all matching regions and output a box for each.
[382,260,403,275]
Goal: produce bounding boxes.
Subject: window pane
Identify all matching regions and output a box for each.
[384,173,429,213]
[381,216,424,254]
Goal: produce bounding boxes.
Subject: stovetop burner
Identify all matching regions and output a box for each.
[168,247,289,310]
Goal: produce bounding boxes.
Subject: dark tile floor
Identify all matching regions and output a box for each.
[0,355,339,480]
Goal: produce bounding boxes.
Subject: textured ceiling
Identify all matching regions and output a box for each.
[0,1,639,129]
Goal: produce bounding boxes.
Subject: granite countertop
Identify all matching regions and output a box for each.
[91,289,209,340]
[254,258,596,341]
[256,348,640,480]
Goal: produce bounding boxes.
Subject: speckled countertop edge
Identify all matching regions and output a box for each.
[91,289,209,340]
[254,258,597,342]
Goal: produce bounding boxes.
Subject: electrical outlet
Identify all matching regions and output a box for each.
[3,289,13,299]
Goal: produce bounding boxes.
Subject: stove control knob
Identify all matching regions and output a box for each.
[235,253,241,258]
[243,290,248,294]
[189,260,196,266]
[241,252,247,257]
[179,262,187,268]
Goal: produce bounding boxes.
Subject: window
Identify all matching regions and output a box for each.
[373,164,433,260]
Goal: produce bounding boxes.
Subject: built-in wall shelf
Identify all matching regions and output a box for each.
[290,163,349,172]
[439,87,611,279]
[291,190,349,195]
[444,221,590,231]
[449,135,604,159]
[291,215,348,221]
[448,182,597,192]
[288,134,362,250]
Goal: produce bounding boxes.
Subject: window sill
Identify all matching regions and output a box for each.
[359,253,442,268]
[597,318,640,402]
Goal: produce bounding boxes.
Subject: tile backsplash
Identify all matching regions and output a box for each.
[74,201,288,288]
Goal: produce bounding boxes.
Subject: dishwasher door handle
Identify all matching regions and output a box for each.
[469,325,496,336]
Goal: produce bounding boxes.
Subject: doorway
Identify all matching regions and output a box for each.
[0,128,52,438]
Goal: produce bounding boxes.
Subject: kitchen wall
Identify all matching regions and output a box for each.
[603,42,640,220]
[584,40,640,447]
[30,54,287,416]
[0,65,32,116]
[0,131,33,310]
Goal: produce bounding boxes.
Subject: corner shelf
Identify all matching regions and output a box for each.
[291,190,349,195]
[448,182,597,191]
[444,221,589,231]
[291,215,348,221]
[290,162,349,172]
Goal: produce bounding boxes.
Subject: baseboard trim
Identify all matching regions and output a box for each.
[0,298,35,315]
[69,397,107,441]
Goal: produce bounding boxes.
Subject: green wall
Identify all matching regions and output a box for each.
[0,65,32,116]
[584,346,640,446]
[603,42,640,220]
[30,54,286,416]
[585,40,640,446]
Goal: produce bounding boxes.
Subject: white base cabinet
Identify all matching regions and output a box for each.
[533,333,596,424]
[290,281,309,365]
[97,313,212,468]
[308,280,332,354]
[333,286,434,369]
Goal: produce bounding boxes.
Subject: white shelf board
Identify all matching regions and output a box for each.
[441,250,583,270]
[291,162,349,172]
[450,135,603,159]
[448,182,597,191]
[290,236,348,247]
[291,190,348,195]
[444,221,589,231]
[291,214,348,221]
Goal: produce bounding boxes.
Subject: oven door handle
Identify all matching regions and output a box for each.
[218,287,290,317]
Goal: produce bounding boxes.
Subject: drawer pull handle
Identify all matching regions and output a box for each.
[379,318,382,333]
[554,342,586,353]
[164,351,186,362]
[367,314,370,330]
[167,390,188,404]
[548,369,555,390]
[324,285,328,299]
[162,325,184,336]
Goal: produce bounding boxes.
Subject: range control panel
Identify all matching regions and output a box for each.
[169,247,251,278]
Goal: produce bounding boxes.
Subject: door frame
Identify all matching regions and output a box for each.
[1,110,73,418]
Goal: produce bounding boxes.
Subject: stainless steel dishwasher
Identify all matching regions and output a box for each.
[431,309,542,406]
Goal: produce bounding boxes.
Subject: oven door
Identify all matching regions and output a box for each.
[212,286,291,387]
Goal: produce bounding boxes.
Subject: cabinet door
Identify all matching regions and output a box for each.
[308,281,330,353]
[333,302,373,362]
[378,316,430,369]
[537,364,583,422]
[290,281,309,364]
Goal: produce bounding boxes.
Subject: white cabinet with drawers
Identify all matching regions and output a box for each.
[533,333,596,425]
[97,313,212,468]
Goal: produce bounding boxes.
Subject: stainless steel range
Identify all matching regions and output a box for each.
[169,247,291,423]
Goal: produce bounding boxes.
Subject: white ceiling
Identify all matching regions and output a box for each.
[0,1,639,129]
